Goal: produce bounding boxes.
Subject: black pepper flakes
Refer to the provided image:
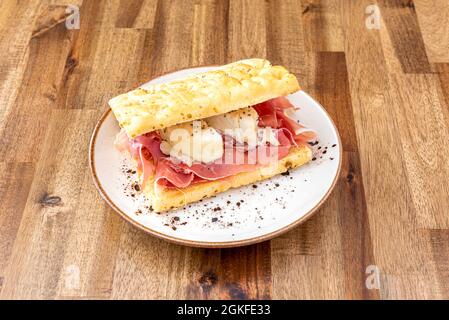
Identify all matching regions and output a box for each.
[281,170,290,176]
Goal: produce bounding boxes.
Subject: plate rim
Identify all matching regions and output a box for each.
[89,66,342,248]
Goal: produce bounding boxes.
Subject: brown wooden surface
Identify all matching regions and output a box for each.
[0,0,448,299]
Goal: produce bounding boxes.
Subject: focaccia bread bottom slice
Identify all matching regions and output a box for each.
[144,145,312,212]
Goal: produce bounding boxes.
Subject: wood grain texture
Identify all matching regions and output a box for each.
[115,0,157,29]
[378,0,431,73]
[0,163,35,280]
[414,0,449,63]
[435,63,449,108]
[0,0,448,299]
[301,0,344,52]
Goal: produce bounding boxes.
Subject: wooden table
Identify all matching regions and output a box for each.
[1,0,448,300]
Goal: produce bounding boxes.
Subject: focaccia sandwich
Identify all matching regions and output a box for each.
[109,59,315,212]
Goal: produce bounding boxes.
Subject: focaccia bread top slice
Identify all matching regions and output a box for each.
[109,59,300,138]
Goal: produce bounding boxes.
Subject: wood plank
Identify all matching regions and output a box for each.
[145,0,198,76]
[272,51,377,299]
[191,0,229,66]
[342,0,444,298]
[228,0,266,60]
[158,244,271,299]
[380,273,442,299]
[219,243,271,299]
[434,63,449,110]
[138,0,229,84]
[314,52,358,152]
[184,248,222,299]
[300,0,344,52]
[0,110,104,299]
[273,153,378,299]
[385,74,449,228]
[312,52,376,299]
[54,175,124,299]
[266,0,305,71]
[377,0,431,73]
[414,0,449,63]
[265,0,319,99]
[60,28,147,110]
[115,0,157,29]
[379,6,449,229]
[112,229,271,299]
[0,5,75,163]
[115,0,146,28]
[0,163,35,282]
[49,0,84,6]
[0,0,40,126]
[56,0,110,110]
[337,152,378,300]
[111,225,190,299]
[427,230,449,299]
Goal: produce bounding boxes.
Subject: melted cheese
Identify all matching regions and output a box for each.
[159,120,224,166]
[206,107,279,148]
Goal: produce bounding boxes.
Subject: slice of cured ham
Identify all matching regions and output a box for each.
[115,97,316,188]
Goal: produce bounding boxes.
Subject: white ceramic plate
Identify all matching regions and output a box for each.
[89,66,341,248]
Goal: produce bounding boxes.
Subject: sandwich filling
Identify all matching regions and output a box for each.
[115,97,315,189]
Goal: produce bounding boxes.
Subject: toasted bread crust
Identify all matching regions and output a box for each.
[144,145,312,212]
[109,59,300,138]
